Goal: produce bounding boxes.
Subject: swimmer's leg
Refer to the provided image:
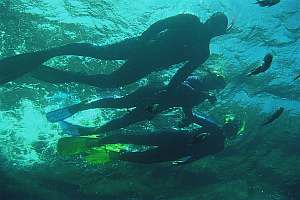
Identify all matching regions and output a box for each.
[46,95,139,123]
[58,106,153,136]
[116,147,182,164]
[0,38,141,84]
[32,59,152,88]
[99,133,189,163]
[84,107,156,135]
[46,97,130,123]
[47,87,157,123]
[98,130,193,147]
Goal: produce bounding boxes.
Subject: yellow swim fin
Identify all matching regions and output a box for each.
[85,147,111,165]
[57,135,99,156]
[84,144,127,165]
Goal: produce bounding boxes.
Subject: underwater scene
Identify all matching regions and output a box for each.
[1,0,300,199]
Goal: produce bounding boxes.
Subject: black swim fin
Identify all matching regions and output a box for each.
[0,51,55,84]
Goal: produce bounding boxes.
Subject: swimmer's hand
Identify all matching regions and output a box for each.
[207,92,217,104]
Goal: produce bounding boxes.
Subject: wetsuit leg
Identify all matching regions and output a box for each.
[118,147,186,164]
[32,58,153,88]
[86,86,160,109]
[0,38,141,84]
[98,130,193,146]
[91,107,156,134]
[74,59,154,88]
[101,132,192,163]
[83,97,132,110]
[53,37,142,60]
[59,107,153,136]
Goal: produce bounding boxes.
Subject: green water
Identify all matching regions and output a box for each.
[1,0,300,199]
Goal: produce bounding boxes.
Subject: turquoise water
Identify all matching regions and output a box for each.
[1,0,300,199]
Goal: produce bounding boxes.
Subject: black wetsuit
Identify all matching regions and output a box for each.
[0,14,211,89]
[98,115,225,164]
[59,76,214,135]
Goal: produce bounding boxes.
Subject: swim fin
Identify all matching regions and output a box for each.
[57,136,99,156]
[46,100,89,123]
[84,144,125,164]
[59,121,96,136]
[84,147,112,164]
[0,51,55,84]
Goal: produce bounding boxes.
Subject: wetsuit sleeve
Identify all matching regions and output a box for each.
[191,113,221,131]
[141,14,199,40]
[167,59,205,92]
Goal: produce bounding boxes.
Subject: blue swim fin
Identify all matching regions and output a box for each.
[59,121,96,136]
[46,101,88,123]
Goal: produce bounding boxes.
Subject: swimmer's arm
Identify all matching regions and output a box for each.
[191,113,220,131]
[167,60,202,92]
[167,43,210,91]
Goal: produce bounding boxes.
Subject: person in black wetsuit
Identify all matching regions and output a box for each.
[0,12,229,91]
[49,73,226,136]
[79,114,239,164]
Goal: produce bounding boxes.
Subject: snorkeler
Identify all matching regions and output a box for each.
[247,53,273,77]
[48,73,226,135]
[0,12,229,91]
[254,0,280,7]
[58,114,240,165]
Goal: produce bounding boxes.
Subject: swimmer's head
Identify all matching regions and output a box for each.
[205,12,228,38]
[222,115,240,138]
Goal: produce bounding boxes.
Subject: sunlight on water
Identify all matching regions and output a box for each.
[0,99,59,166]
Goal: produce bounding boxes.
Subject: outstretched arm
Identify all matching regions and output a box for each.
[167,60,201,91]
[167,47,209,91]
[191,113,221,131]
[179,108,219,131]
